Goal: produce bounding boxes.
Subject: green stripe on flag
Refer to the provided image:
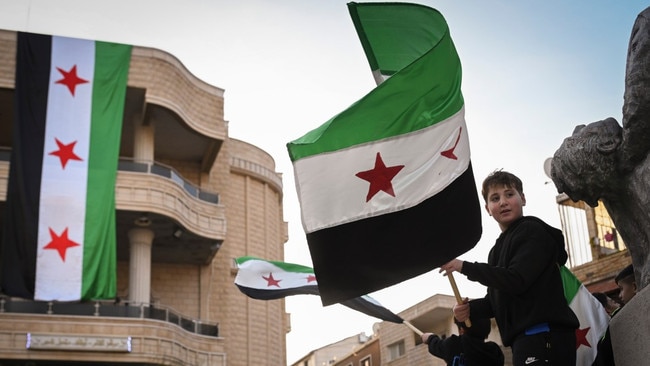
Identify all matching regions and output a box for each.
[348,2,447,76]
[82,41,131,300]
[236,256,315,274]
[560,265,581,304]
[287,4,463,161]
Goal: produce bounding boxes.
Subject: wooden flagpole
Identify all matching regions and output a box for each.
[447,272,472,327]
[402,320,423,336]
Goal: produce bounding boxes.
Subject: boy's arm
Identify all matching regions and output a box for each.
[426,334,459,361]
[461,221,557,294]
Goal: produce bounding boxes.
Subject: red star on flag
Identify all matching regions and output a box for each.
[44,227,80,261]
[306,274,317,283]
[441,127,462,160]
[55,64,89,96]
[49,138,83,169]
[575,327,592,349]
[355,152,404,202]
[263,273,281,287]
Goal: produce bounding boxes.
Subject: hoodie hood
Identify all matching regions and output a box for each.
[521,216,568,265]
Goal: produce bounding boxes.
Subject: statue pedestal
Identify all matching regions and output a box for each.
[610,285,650,365]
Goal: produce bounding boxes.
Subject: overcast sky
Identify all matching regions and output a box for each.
[1,0,648,364]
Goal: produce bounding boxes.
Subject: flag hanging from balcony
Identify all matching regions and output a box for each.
[560,266,610,366]
[234,256,404,323]
[1,32,130,301]
[286,2,481,306]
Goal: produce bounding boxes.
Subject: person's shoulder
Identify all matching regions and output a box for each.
[511,216,562,236]
[516,216,549,229]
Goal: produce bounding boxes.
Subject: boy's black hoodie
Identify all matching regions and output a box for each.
[461,216,579,346]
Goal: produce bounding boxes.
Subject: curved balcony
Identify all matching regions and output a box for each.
[119,158,219,204]
[116,158,226,242]
[0,298,225,365]
[0,297,218,337]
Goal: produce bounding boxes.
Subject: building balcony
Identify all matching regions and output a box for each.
[115,158,226,264]
[0,153,226,265]
[0,297,225,365]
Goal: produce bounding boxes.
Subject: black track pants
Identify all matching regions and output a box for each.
[511,329,576,366]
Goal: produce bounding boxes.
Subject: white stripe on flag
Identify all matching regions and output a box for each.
[235,259,317,289]
[293,108,469,233]
[571,286,610,366]
[35,36,94,300]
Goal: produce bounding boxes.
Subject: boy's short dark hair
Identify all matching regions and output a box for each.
[481,170,523,202]
[615,264,635,285]
[456,316,492,340]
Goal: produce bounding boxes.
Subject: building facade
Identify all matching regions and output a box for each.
[333,336,380,366]
[0,29,289,365]
[290,333,371,366]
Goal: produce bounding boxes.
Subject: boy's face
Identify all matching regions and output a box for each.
[618,280,637,304]
[485,184,526,231]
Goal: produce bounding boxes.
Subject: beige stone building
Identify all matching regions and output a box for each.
[291,333,371,366]
[0,29,289,365]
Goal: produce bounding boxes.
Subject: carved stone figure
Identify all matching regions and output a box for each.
[551,8,650,292]
[552,8,650,364]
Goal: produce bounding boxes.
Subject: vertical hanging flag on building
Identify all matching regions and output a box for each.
[234,256,404,323]
[560,266,610,366]
[1,32,130,301]
[286,3,481,305]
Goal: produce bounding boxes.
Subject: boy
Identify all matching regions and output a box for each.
[592,264,636,366]
[422,316,504,366]
[439,170,579,366]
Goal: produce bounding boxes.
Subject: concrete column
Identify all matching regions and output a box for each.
[128,227,154,306]
[133,116,154,164]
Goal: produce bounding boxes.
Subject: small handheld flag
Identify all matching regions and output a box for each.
[234,256,403,323]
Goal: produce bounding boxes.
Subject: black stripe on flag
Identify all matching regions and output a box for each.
[308,165,482,305]
[1,32,52,299]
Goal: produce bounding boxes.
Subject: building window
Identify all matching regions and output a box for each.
[594,202,626,252]
[557,198,591,267]
[360,355,371,366]
[387,340,405,361]
[557,195,626,267]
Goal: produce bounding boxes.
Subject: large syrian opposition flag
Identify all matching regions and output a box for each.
[560,266,610,366]
[1,32,130,301]
[286,3,481,305]
[234,256,404,323]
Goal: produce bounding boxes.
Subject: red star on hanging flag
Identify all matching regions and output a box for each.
[55,64,89,96]
[49,138,83,169]
[263,273,282,287]
[43,227,80,261]
[355,152,404,202]
[575,327,592,349]
[441,127,463,160]
[306,274,317,283]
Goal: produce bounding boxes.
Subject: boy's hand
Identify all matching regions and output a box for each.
[453,298,470,322]
[439,259,464,275]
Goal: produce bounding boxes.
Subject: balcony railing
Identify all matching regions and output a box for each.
[118,158,219,204]
[0,297,219,338]
[0,151,219,205]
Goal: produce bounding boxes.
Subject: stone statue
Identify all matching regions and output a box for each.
[552,8,650,365]
[551,8,650,292]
